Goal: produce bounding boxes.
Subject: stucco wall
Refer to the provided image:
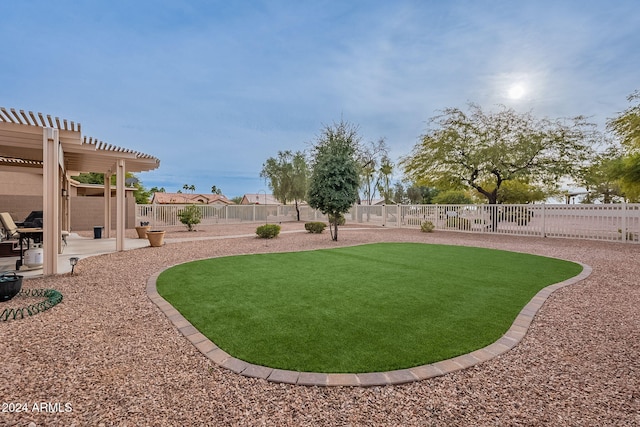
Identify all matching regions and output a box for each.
[68,197,136,231]
[0,171,42,197]
[0,195,135,232]
[0,195,42,223]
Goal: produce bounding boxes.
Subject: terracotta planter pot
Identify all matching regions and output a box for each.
[146,230,166,247]
[135,225,151,239]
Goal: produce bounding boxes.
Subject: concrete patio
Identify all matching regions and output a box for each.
[0,232,150,277]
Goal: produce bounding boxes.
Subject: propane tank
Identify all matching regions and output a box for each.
[24,247,44,268]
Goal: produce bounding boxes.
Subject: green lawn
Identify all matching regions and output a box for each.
[156,243,582,373]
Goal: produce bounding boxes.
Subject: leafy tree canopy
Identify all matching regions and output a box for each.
[495,179,547,204]
[260,150,309,221]
[261,151,308,203]
[607,91,640,195]
[432,190,474,205]
[406,184,439,204]
[72,172,151,203]
[608,90,640,153]
[575,146,627,203]
[307,120,361,240]
[401,103,597,204]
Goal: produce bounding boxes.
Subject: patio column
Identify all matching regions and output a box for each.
[42,127,60,275]
[104,171,112,238]
[116,159,125,251]
[62,173,70,235]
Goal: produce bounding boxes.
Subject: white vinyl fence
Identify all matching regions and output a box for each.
[136,204,325,227]
[136,203,640,244]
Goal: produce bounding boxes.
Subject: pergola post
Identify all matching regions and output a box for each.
[42,128,60,275]
[104,171,112,238]
[62,172,71,236]
[116,159,125,251]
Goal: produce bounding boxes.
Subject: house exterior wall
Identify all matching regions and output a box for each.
[0,171,135,231]
[0,171,42,196]
[70,196,135,231]
[0,194,135,231]
[0,195,43,223]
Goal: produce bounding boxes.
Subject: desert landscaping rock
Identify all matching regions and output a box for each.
[1,223,638,426]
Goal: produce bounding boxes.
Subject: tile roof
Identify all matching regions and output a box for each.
[151,192,233,205]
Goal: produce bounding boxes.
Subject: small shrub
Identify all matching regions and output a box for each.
[178,205,202,231]
[305,222,326,233]
[420,221,435,232]
[256,224,281,239]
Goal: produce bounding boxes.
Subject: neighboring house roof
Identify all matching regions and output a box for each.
[151,192,233,205]
[240,194,280,205]
[69,178,135,197]
[360,198,386,205]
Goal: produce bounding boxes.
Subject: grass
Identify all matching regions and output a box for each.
[156,243,582,373]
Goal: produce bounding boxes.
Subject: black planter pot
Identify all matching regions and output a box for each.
[0,272,23,302]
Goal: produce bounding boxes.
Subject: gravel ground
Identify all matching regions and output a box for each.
[1,223,639,426]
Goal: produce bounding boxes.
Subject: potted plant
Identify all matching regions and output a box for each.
[146,229,166,247]
[135,221,151,239]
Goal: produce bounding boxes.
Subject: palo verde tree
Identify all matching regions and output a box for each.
[307,120,361,241]
[260,150,309,221]
[401,103,597,204]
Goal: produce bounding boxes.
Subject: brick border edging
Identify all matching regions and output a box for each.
[146,262,592,387]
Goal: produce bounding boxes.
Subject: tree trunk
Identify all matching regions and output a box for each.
[329,220,339,241]
[295,200,300,221]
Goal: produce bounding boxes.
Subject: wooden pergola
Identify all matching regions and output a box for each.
[0,107,160,275]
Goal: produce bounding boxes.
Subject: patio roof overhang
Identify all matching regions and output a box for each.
[0,107,160,275]
[0,107,159,174]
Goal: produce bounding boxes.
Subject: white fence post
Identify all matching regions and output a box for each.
[382,205,386,227]
[542,203,546,238]
[622,202,628,242]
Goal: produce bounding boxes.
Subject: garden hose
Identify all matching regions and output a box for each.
[0,289,63,321]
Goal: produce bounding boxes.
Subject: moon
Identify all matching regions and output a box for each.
[507,84,526,99]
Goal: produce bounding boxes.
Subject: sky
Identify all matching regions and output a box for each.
[2,0,639,198]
